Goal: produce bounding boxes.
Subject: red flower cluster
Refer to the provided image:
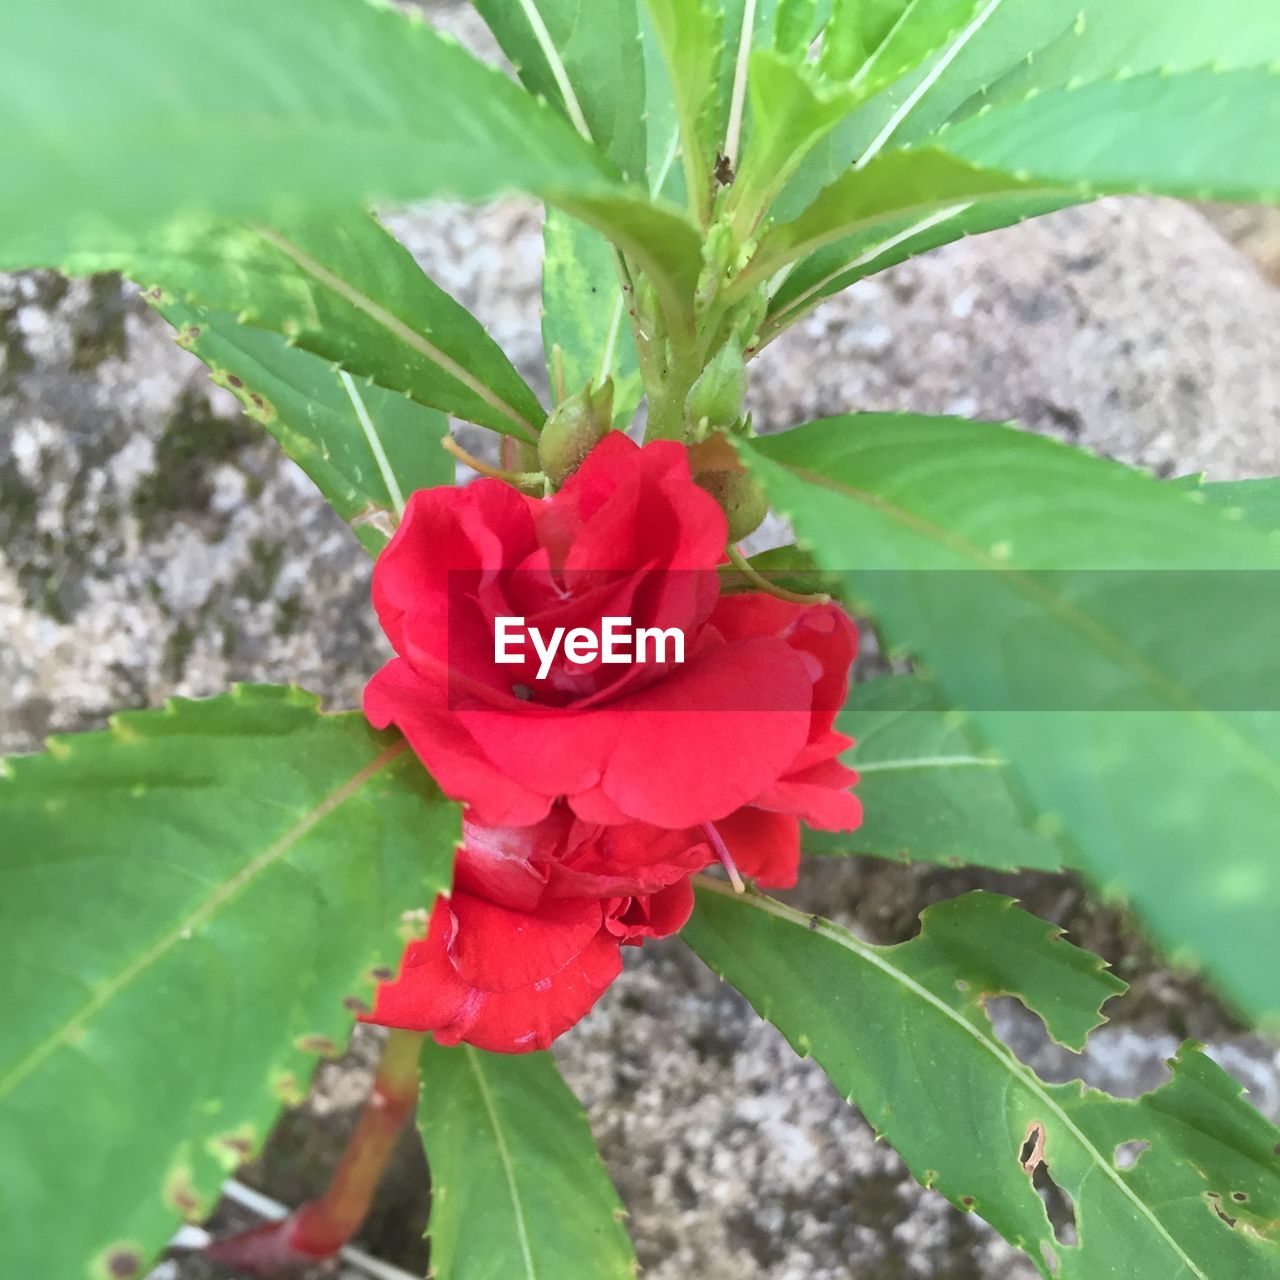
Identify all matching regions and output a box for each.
[364,435,859,1050]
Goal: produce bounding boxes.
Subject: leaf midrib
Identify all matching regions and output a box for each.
[466,1045,538,1280]
[854,753,1004,774]
[0,739,407,1102]
[514,0,594,142]
[693,877,1208,1280]
[253,227,542,442]
[855,0,1011,169]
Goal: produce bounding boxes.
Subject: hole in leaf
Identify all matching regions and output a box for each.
[1232,1191,1249,1203]
[989,996,1056,1068]
[1031,1162,1078,1247]
[1113,1140,1150,1169]
[1207,1192,1238,1229]
[1020,1122,1046,1172]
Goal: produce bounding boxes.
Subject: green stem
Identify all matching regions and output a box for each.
[443,436,545,493]
[643,344,701,441]
[723,544,832,605]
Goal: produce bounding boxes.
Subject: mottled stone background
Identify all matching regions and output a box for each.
[3,5,1280,1278]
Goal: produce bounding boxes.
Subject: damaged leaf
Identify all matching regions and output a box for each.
[0,687,458,1278]
[686,883,1280,1278]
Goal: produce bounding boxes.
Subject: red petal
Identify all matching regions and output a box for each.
[434,933,623,1053]
[364,659,553,826]
[449,893,604,993]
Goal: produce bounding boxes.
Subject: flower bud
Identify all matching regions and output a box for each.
[538,379,614,486]
[688,433,769,541]
[684,339,746,439]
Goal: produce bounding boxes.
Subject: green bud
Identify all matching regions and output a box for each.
[694,466,769,541]
[538,379,613,487]
[688,433,769,541]
[684,340,747,439]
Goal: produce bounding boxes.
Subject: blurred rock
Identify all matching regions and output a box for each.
[2,153,1278,1279]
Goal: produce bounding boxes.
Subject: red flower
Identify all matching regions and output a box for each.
[364,435,861,833]
[367,806,803,1051]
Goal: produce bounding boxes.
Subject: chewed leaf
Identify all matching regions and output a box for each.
[739,414,1280,1025]
[0,687,459,1278]
[686,882,1280,1279]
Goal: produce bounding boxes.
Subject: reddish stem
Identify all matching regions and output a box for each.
[206,1029,423,1275]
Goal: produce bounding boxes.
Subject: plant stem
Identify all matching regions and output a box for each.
[443,436,544,491]
[723,544,832,605]
[206,1029,424,1275]
[643,345,700,440]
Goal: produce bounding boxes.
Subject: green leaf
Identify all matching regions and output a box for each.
[474,0,647,182]
[737,414,1280,1024]
[643,0,720,219]
[639,3,690,206]
[555,192,705,337]
[733,49,865,214]
[757,0,1280,288]
[7,213,547,440]
[818,0,905,67]
[542,211,644,427]
[744,147,1053,285]
[820,0,1280,178]
[808,675,1064,871]
[2,0,705,337]
[775,0,822,56]
[730,1,1008,231]
[686,881,1280,1280]
[0,0,608,237]
[985,0,1280,111]
[0,686,458,1279]
[418,1043,637,1280]
[936,67,1280,205]
[761,59,1280,330]
[470,0,648,422]
[763,187,1072,332]
[756,0,1021,220]
[1197,478,1280,534]
[159,300,450,555]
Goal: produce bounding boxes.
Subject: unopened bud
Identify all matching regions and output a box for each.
[685,339,747,439]
[538,379,613,486]
[688,433,769,541]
